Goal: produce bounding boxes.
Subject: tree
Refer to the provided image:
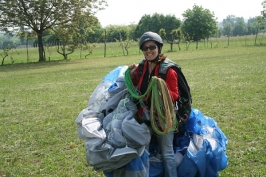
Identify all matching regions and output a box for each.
[262,0,266,18]
[182,5,217,49]
[159,28,182,51]
[222,15,236,46]
[54,27,76,60]
[247,17,259,34]
[87,25,105,43]
[0,0,107,62]
[254,16,265,45]
[104,25,124,42]
[17,27,36,62]
[134,13,181,40]
[115,26,136,56]
[175,28,183,51]
[134,14,153,38]
[222,16,248,37]
[53,13,100,60]
[162,15,181,38]
[1,43,12,65]
[232,17,247,36]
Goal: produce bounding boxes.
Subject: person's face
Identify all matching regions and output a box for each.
[141,41,158,61]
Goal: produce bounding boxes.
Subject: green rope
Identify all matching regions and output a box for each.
[125,68,177,135]
[125,69,152,99]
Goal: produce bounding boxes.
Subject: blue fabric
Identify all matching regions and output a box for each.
[148,142,164,177]
[142,148,150,177]
[173,134,190,155]
[125,156,144,171]
[176,108,228,177]
[97,67,228,177]
[104,149,149,177]
[168,108,229,177]
[177,153,198,177]
[149,160,164,177]
[185,108,228,171]
[103,66,127,83]
[103,108,228,177]
[187,139,211,177]
[103,171,113,177]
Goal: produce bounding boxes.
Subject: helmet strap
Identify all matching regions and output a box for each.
[147,54,159,63]
[156,42,162,54]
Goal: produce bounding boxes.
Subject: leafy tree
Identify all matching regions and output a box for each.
[54,27,76,60]
[232,17,247,36]
[175,28,183,51]
[115,26,136,56]
[247,17,259,34]
[135,13,181,40]
[86,25,105,43]
[222,15,236,46]
[262,0,266,18]
[0,0,107,62]
[254,16,265,45]
[182,5,217,49]
[44,31,58,45]
[83,43,98,58]
[1,43,12,65]
[17,27,36,62]
[127,24,137,40]
[134,14,153,38]
[222,15,248,36]
[74,15,100,59]
[51,13,100,60]
[159,28,182,51]
[105,25,124,42]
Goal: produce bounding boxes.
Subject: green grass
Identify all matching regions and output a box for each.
[0,42,266,176]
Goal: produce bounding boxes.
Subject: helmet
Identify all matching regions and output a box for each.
[139,31,163,49]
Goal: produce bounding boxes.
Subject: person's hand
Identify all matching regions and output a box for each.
[128,63,137,79]
[128,63,137,69]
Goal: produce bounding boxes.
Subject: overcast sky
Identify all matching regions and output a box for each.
[96,0,263,27]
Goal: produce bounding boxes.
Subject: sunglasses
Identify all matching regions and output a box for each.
[141,45,157,51]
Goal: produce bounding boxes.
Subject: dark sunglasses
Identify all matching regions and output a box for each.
[141,45,157,51]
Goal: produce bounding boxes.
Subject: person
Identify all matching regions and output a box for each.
[129,31,179,177]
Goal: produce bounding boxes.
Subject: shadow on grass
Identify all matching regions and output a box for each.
[0,59,86,72]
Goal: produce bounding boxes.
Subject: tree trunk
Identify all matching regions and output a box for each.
[254,27,259,45]
[26,36,29,63]
[1,53,8,66]
[37,32,45,62]
[119,32,125,56]
[260,32,264,43]
[1,56,6,65]
[170,43,173,51]
[177,38,181,51]
[104,29,106,57]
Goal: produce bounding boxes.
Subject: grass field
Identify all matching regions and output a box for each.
[0,39,266,176]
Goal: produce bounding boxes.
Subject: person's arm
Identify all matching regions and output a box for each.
[165,68,179,101]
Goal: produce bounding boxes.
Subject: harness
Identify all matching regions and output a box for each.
[137,58,192,124]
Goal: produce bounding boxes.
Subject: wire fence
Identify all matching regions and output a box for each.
[1,34,265,65]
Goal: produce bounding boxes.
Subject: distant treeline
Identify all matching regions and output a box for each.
[1,13,265,49]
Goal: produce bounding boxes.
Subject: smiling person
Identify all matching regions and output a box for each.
[129,31,179,177]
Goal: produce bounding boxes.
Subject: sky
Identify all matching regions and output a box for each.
[96,0,264,27]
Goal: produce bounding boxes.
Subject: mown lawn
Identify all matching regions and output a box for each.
[0,44,266,177]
